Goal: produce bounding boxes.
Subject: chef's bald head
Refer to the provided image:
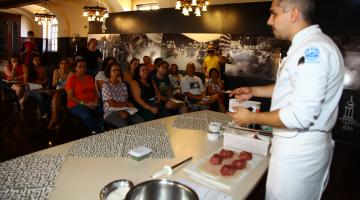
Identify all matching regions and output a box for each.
[276,0,316,23]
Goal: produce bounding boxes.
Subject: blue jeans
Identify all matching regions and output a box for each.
[27,90,51,115]
[69,104,103,133]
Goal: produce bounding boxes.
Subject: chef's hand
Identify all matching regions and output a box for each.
[229,87,253,101]
[227,106,253,125]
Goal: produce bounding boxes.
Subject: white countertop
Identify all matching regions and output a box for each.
[31,111,269,200]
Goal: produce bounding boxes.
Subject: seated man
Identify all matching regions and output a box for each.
[180,62,225,112]
[151,61,188,114]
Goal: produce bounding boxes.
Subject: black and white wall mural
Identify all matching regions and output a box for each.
[88,33,360,143]
[89,33,285,80]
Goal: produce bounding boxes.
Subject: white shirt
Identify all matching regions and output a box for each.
[271,25,345,137]
[180,75,205,96]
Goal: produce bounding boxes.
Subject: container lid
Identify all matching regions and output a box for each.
[128,146,152,157]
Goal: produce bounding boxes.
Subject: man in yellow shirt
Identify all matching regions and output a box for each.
[202,44,220,78]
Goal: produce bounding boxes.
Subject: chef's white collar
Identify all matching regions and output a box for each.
[291,24,321,45]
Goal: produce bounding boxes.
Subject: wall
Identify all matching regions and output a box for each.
[90,3,272,35]
[88,1,360,144]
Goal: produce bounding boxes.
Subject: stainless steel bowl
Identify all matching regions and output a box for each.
[100,179,134,200]
[125,179,199,200]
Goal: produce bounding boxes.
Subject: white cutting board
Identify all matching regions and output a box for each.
[183,147,265,190]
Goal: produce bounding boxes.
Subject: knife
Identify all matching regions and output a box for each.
[151,157,193,179]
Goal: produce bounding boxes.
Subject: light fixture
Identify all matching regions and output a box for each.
[175,0,209,16]
[34,0,56,25]
[83,0,109,22]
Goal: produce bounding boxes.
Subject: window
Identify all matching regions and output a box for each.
[42,18,58,52]
[136,3,159,11]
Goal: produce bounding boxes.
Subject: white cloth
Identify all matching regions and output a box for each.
[266,133,334,200]
[180,75,205,96]
[266,25,345,200]
[95,71,108,95]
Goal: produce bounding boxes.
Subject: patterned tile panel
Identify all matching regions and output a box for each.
[173,111,231,132]
[0,154,65,200]
[67,122,174,159]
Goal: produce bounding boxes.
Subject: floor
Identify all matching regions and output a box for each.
[0,98,359,200]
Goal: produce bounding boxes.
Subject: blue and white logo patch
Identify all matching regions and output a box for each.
[304,47,320,63]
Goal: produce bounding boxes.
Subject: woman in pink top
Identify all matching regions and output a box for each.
[65,59,102,133]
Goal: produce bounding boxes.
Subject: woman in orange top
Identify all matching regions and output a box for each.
[65,59,102,133]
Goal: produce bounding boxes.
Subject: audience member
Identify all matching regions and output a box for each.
[181,62,225,112]
[65,60,102,133]
[26,56,49,118]
[47,58,73,129]
[152,61,188,113]
[102,63,144,128]
[202,44,220,78]
[95,56,116,94]
[168,63,184,100]
[21,31,39,66]
[3,55,28,109]
[28,55,47,84]
[206,68,225,95]
[143,56,155,72]
[123,58,140,85]
[131,63,170,121]
[150,57,163,77]
[77,38,103,77]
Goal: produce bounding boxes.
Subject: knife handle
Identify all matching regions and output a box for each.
[151,165,172,179]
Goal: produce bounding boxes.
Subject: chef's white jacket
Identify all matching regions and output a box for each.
[266,25,345,200]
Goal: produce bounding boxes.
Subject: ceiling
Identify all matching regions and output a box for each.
[0,0,270,10]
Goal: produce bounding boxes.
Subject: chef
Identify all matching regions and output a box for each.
[228,0,345,199]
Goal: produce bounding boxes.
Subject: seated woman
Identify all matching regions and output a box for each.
[26,55,50,117]
[123,58,140,85]
[168,63,184,101]
[152,61,188,114]
[206,68,225,105]
[3,55,28,109]
[180,62,226,112]
[102,63,144,128]
[95,56,116,94]
[65,59,102,133]
[130,64,170,121]
[47,58,73,129]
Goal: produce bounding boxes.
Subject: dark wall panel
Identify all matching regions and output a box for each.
[90,1,360,36]
[89,2,272,35]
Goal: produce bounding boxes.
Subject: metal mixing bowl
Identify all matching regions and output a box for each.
[100,179,134,200]
[125,179,199,200]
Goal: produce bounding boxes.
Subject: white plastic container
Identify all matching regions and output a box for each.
[128,146,152,161]
[223,128,270,156]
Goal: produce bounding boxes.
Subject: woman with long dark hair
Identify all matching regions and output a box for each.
[130,63,170,121]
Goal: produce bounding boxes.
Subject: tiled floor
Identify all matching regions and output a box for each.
[0,104,359,200]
